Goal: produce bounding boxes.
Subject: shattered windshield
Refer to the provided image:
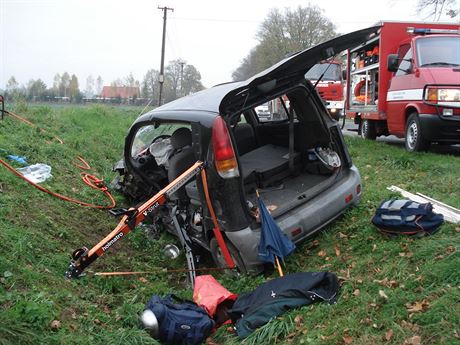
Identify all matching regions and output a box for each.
[131,123,184,158]
[305,63,342,81]
[417,36,460,67]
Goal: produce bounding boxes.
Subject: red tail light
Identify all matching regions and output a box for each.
[212,117,240,178]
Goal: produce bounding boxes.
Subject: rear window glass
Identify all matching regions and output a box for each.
[254,96,291,122]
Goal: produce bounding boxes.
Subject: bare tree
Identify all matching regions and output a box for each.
[141,69,160,100]
[60,72,71,98]
[6,76,19,95]
[164,60,204,102]
[182,65,204,96]
[27,79,47,101]
[165,59,183,101]
[53,73,61,97]
[233,5,337,81]
[85,75,95,99]
[417,0,459,20]
[95,76,103,96]
[69,74,80,102]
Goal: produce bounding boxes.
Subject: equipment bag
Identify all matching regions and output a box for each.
[144,294,215,345]
[372,199,443,236]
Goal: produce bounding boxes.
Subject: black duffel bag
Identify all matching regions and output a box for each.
[229,272,339,339]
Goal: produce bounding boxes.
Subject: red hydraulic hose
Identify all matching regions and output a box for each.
[0,157,116,209]
[1,109,116,209]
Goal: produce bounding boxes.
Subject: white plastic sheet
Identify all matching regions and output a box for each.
[17,163,52,183]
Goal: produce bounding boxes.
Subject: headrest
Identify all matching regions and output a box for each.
[171,127,192,150]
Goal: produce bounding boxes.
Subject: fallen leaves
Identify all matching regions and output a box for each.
[405,299,430,316]
[446,245,455,253]
[335,245,341,257]
[294,315,304,327]
[50,320,61,330]
[318,250,327,258]
[373,278,399,288]
[342,334,353,344]
[401,320,420,332]
[378,290,389,301]
[403,335,421,345]
[384,329,393,341]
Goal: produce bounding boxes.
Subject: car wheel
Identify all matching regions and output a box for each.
[210,237,247,275]
[405,113,430,152]
[360,119,377,140]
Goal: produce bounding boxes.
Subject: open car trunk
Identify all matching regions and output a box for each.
[230,87,347,221]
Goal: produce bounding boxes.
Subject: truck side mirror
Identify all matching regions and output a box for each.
[387,54,399,72]
[342,69,347,81]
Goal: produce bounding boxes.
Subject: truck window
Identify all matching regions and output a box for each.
[305,63,341,81]
[396,47,413,76]
[416,36,460,67]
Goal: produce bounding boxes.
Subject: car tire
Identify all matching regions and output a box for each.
[360,119,377,140]
[405,113,430,152]
[210,237,247,275]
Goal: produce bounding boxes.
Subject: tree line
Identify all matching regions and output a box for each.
[3,59,204,106]
[3,1,455,105]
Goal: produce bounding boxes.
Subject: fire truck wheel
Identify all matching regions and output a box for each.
[360,119,377,140]
[405,113,430,152]
[210,237,247,275]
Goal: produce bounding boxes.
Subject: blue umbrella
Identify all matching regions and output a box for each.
[257,192,295,276]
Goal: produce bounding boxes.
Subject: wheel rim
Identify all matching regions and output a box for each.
[407,121,418,150]
[215,245,241,275]
[361,121,367,138]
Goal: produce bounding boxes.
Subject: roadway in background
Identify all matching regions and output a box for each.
[341,119,460,156]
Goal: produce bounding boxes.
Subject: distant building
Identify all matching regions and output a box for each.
[100,86,140,100]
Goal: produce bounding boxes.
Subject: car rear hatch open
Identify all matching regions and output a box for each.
[219,25,381,116]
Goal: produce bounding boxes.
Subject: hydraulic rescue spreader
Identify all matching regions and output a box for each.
[65,161,236,286]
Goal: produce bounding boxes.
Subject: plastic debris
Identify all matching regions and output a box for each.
[7,155,27,165]
[17,163,52,184]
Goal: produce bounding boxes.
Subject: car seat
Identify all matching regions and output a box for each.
[167,127,196,201]
[233,123,257,155]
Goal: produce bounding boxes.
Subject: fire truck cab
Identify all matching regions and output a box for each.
[306,61,344,120]
[345,21,460,151]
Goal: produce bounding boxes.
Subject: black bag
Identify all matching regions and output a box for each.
[144,294,215,345]
[372,199,444,236]
[229,272,339,339]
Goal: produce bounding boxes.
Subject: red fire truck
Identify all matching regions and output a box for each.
[306,61,344,120]
[344,21,460,151]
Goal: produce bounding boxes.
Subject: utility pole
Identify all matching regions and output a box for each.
[179,60,185,97]
[158,6,174,106]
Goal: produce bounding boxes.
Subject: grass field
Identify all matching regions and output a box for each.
[0,104,459,345]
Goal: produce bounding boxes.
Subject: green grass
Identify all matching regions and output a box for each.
[0,105,459,345]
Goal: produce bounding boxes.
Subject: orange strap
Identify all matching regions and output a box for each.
[200,169,235,269]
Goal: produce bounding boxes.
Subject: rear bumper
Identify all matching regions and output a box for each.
[226,166,362,271]
[419,114,460,143]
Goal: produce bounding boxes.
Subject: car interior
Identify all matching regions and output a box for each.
[130,88,344,219]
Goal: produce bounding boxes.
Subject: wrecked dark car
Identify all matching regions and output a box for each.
[113,27,378,273]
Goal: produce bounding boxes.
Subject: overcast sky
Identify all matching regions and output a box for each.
[1,0,458,90]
